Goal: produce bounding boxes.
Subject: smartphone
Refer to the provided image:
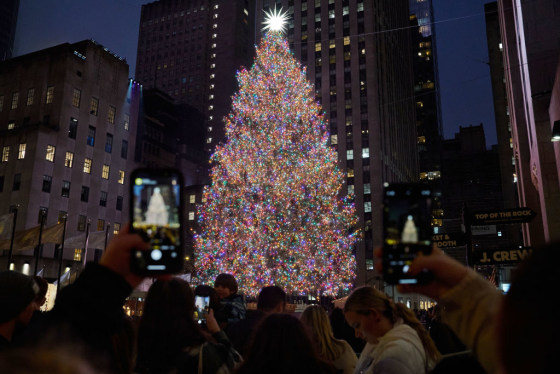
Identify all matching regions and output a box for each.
[130,168,184,274]
[195,295,210,325]
[382,182,433,285]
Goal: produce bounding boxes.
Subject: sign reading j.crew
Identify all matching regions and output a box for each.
[473,247,533,265]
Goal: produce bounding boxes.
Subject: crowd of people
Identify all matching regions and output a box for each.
[0,225,557,374]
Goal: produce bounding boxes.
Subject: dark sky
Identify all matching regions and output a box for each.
[13,0,497,146]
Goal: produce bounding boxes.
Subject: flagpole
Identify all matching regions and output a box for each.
[6,206,18,270]
[34,210,46,275]
[82,220,90,269]
[57,215,68,293]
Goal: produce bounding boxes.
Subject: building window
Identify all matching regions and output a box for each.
[107,105,116,124]
[46,86,54,104]
[90,97,99,115]
[83,158,92,174]
[100,191,108,207]
[105,133,113,153]
[65,151,74,167]
[2,146,9,162]
[42,175,52,193]
[346,149,353,160]
[77,215,87,232]
[11,92,18,109]
[118,170,125,184]
[123,114,129,130]
[364,183,371,194]
[102,164,110,179]
[45,145,55,162]
[362,147,369,158]
[364,201,371,212]
[12,173,21,191]
[73,249,82,261]
[188,211,195,221]
[72,88,81,107]
[68,117,78,139]
[18,144,26,159]
[121,140,128,159]
[81,186,89,202]
[26,88,35,106]
[87,126,96,146]
[116,196,123,211]
[61,180,71,197]
[189,194,196,203]
[7,121,15,130]
[97,219,105,231]
[57,211,67,224]
[113,222,121,235]
[348,184,354,195]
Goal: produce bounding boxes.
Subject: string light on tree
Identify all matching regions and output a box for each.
[194,14,360,297]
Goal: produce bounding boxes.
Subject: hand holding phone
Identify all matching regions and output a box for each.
[130,168,184,275]
[195,295,210,325]
[382,183,433,285]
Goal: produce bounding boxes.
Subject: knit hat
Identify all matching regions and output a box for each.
[0,271,39,323]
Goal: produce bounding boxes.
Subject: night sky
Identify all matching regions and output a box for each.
[13,0,497,146]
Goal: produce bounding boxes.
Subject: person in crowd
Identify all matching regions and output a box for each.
[300,304,358,374]
[214,273,247,327]
[12,276,50,345]
[224,285,286,357]
[343,286,440,374]
[32,276,49,310]
[235,313,337,374]
[135,277,241,374]
[196,284,226,327]
[0,271,38,349]
[0,345,99,374]
[329,306,366,355]
[384,243,559,374]
[427,303,466,355]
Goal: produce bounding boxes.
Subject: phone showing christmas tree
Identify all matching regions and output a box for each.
[382,183,433,285]
[130,168,184,274]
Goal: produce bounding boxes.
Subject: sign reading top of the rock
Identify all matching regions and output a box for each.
[471,208,536,225]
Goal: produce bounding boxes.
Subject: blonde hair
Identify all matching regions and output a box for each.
[344,286,440,364]
[300,305,345,361]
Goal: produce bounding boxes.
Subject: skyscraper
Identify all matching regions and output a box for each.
[256,0,418,285]
[135,0,256,155]
[0,0,19,61]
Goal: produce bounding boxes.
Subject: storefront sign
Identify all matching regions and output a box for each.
[473,247,533,265]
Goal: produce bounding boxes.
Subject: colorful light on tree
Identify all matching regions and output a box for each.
[194,19,360,297]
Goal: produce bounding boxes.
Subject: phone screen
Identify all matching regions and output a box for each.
[195,295,210,324]
[130,168,184,274]
[382,183,433,284]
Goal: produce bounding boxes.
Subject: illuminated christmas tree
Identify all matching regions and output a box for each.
[194,10,359,297]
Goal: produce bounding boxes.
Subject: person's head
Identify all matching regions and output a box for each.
[137,277,204,372]
[240,313,332,374]
[344,286,439,362]
[194,284,221,311]
[300,305,341,361]
[257,286,286,313]
[214,273,238,299]
[497,242,559,374]
[33,276,49,308]
[0,271,39,330]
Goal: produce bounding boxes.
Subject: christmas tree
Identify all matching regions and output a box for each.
[194,10,360,297]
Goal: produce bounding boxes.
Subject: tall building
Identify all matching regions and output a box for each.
[256,0,418,285]
[0,40,140,276]
[134,0,256,155]
[496,0,560,245]
[0,0,19,61]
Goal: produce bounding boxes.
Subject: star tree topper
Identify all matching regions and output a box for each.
[262,7,290,34]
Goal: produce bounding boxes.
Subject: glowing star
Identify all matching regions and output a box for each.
[262,7,289,34]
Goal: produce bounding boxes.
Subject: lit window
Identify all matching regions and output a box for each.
[77,215,87,232]
[83,158,92,174]
[331,134,338,145]
[45,145,55,162]
[315,43,321,52]
[113,222,121,235]
[211,43,217,48]
[208,105,214,110]
[107,105,116,124]
[188,212,195,221]
[190,194,196,203]
[364,183,371,194]
[344,36,350,45]
[210,74,215,79]
[11,92,18,109]
[90,97,99,115]
[18,144,26,159]
[347,149,353,160]
[8,121,14,130]
[87,126,96,146]
[72,88,81,107]
[210,64,215,69]
[26,88,35,106]
[46,86,54,104]
[348,184,354,195]
[65,151,74,167]
[209,94,214,100]
[2,146,10,162]
[362,147,369,158]
[123,114,130,130]
[102,164,110,179]
[347,168,354,177]
[97,219,105,231]
[364,201,371,213]
[206,137,212,143]
[74,249,82,261]
[118,170,125,184]
[212,34,217,39]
